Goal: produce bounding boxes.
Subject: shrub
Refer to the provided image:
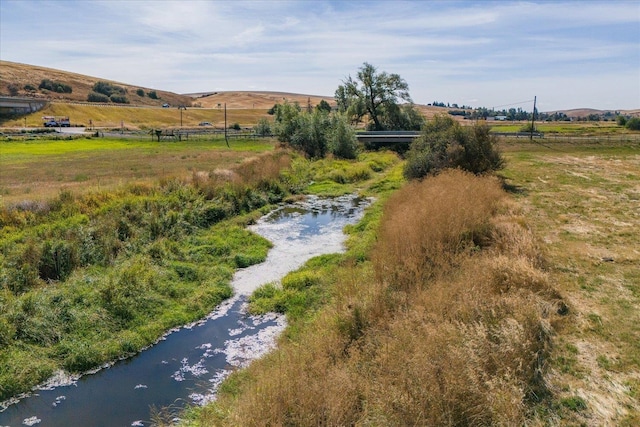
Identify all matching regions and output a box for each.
[87,92,110,103]
[616,115,627,126]
[316,99,332,113]
[23,83,37,92]
[8,83,19,96]
[230,122,241,131]
[92,81,125,97]
[404,114,504,179]
[136,88,145,97]
[328,113,358,159]
[38,239,78,282]
[253,118,272,136]
[625,117,640,131]
[38,79,72,93]
[147,90,159,99]
[109,94,130,104]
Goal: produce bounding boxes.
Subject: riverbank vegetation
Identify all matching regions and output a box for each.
[186,167,563,425]
[0,150,288,401]
[183,140,639,426]
[0,138,403,403]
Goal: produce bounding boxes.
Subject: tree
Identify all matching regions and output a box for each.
[316,99,332,113]
[616,115,627,126]
[254,118,272,136]
[273,101,302,143]
[335,62,415,131]
[626,117,640,131]
[404,114,504,179]
[328,114,358,159]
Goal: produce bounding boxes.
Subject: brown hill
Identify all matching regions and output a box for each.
[187,91,335,110]
[0,60,192,107]
[552,108,640,118]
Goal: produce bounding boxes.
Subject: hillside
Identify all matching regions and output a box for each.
[187,91,335,110]
[1,61,636,120]
[0,60,192,107]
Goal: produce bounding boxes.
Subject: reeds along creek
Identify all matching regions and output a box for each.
[205,169,565,426]
[0,151,296,401]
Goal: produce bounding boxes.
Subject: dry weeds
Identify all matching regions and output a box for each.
[203,169,562,426]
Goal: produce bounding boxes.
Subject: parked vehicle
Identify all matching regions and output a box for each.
[42,116,70,127]
[199,122,212,126]
[162,103,170,108]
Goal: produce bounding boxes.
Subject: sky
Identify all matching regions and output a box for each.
[1,0,639,112]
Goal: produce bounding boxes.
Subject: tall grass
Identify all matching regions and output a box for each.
[0,150,298,401]
[198,169,563,426]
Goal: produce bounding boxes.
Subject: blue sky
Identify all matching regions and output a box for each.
[1,0,638,111]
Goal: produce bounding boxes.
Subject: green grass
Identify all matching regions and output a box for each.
[0,137,276,204]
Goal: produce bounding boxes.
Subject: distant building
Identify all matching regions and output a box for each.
[495,115,507,121]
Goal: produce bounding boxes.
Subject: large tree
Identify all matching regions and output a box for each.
[335,62,421,131]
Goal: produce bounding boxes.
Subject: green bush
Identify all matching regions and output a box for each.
[38,239,78,281]
[254,118,272,136]
[136,88,145,97]
[92,81,126,97]
[404,114,504,179]
[110,94,130,104]
[147,90,159,99]
[329,113,358,159]
[625,117,640,131]
[39,79,72,94]
[87,92,110,103]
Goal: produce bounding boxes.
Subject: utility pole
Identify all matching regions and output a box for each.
[178,106,187,127]
[530,96,536,141]
[224,103,229,147]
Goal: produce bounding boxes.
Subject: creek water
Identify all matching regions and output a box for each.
[0,195,370,427]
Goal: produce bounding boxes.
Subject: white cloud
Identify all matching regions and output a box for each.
[1,0,638,110]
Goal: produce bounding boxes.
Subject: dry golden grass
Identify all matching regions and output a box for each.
[2,102,271,129]
[191,91,335,110]
[0,60,192,107]
[202,170,561,426]
[500,143,640,425]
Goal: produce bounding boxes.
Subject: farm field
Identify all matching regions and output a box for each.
[500,142,640,425]
[0,137,275,205]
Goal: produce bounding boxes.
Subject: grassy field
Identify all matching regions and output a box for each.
[500,141,640,425]
[490,121,632,135]
[0,137,276,205]
[1,103,271,130]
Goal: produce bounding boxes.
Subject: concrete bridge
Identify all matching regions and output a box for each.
[0,96,48,117]
[356,131,420,153]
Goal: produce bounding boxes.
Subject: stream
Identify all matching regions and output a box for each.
[0,195,370,427]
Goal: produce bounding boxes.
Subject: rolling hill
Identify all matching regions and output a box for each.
[1,61,636,120]
[0,60,193,107]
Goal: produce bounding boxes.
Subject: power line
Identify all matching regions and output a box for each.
[491,99,535,109]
